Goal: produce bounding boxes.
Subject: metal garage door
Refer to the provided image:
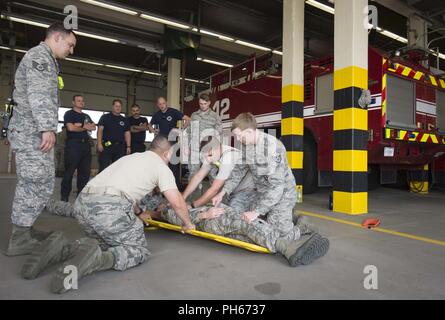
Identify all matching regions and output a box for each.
[386,75,416,129]
[315,73,334,114]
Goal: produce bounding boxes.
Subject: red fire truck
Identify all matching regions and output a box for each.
[184,47,445,194]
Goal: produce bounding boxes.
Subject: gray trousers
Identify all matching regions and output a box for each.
[9,129,55,227]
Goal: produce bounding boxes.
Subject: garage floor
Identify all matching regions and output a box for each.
[1,175,444,299]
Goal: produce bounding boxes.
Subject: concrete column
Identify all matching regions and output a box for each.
[332,0,368,215]
[281,0,305,202]
[408,14,428,49]
[408,14,429,68]
[167,58,181,110]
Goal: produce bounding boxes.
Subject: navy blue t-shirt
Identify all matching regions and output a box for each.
[127,116,148,144]
[150,107,184,137]
[98,113,129,143]
[64,110,91,140]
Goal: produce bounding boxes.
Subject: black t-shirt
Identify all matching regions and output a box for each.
[64,110,91,140]
[150,107,184,137]
[127,116,148,144]
[98,113,130,143]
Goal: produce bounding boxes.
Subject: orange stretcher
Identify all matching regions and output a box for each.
[144,218,271,254]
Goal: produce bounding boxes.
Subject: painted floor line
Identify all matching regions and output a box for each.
[297,210,445,247]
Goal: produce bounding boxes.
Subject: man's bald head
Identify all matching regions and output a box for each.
[149,135,172,154]
[156,96,168,112]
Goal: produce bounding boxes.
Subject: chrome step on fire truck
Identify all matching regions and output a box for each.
[184,47,445,194]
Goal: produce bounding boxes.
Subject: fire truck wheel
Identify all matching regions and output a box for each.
[303,137,318,194]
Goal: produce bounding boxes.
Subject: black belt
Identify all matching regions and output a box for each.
[67,138,89,143]
[104,140,124,146]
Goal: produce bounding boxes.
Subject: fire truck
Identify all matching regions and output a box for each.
[183,47,445,194]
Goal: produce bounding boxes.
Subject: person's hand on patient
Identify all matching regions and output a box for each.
[241,211,260,224]
[211,190,225,207]
[198,207,225,220]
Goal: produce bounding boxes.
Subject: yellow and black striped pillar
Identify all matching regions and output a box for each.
[332,0,368,215]
[281,0,305,202]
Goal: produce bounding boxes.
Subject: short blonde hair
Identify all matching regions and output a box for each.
[231,112,257,131]
[199,93,211,102]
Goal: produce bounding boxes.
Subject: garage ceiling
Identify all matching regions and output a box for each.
[1,0,444,81]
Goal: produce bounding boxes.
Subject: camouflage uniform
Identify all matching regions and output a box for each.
[224,188,257,214]
[8,42,60,227]
[186,109,223,178]
[222,131,298,236]
[55,127,67,177]
[159,203,300,253]
[140,194,299,252]
[45,194,150,271]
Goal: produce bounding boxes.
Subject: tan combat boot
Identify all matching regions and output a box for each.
[21,231,74,279]
[294,214,319,235]
[50,238,115,294]
[6,225,41,256]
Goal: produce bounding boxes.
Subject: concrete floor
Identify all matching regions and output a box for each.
[1,175,444,299]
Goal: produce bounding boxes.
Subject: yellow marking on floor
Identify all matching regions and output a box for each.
[297,210,445,247]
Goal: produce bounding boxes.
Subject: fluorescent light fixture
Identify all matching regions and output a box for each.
[234,40,271,51]
[140,14,190,29]
[0,45,28,53]
[200,29,234,42]
[378,29,408,44]
[306,0,335,15]
[143,70,162,76]
[431,51,445,61]
[192,28,198,32]
[183,78,201,83]
[272,50,283,55]
[1,14,121,44]
[75,31,120,43]
[306,1,409,45]
[105,64,142,72]
[0,45,170,74]
[14,48,28,53]
[66,57,104,66]
[183,78,210,84]
[198,58,233,68]
[5,16,50,28]
[80,0,138,15]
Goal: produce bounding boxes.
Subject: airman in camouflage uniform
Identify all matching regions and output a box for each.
[182,137,257,213]
[215,113,299,239]
[6,24,77,256]
[186,93,223,179]
[140,194,329,266]
[42,194,149,271]
[20,135,194,293]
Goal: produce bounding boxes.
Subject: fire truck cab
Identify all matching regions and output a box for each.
[183,47,445,194]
